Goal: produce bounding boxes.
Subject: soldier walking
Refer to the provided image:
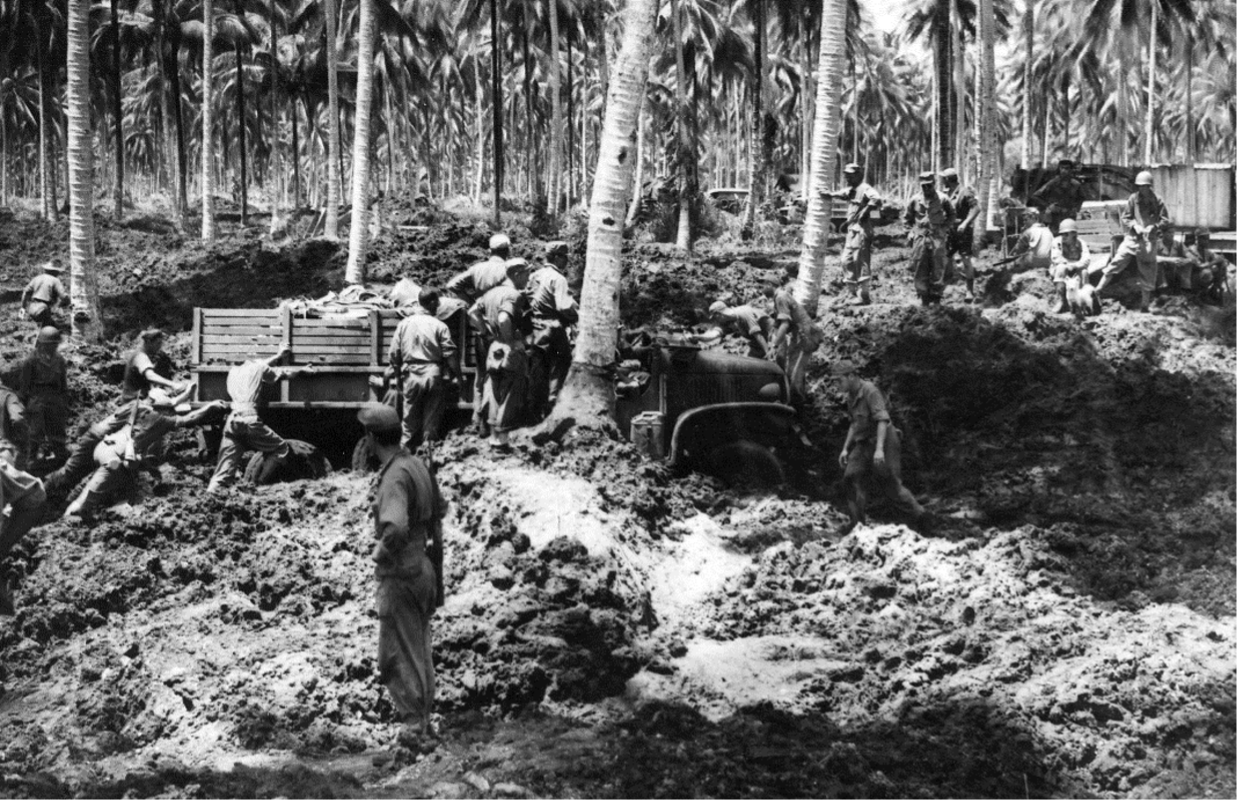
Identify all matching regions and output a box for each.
[905,172,956,306]
[823,163,882,305]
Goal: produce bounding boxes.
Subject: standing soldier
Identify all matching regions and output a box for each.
[18,326,70,466]
[388,288,461,450]
[525,242,578,418]
[206,344,301,493]
[1031,159,1086,233]
[832,360,928,536]
[445,233,512,304]
[20,261,69,328]
[905,171,956,306]
[939,168,979,302]
[471,259,531,448]
[0,446,47,616]
[766,267,822,403]
[822,163,882,305]
[359,403,446,746]
[1094,170,1171,312]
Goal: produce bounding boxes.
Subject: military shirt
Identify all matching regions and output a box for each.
[525,266,578,323]
[373,450,445,578]
[772,287,813,335]
[226,360,279,413]
[18,352,67,397]
[847,380,891,443]
[472,284,528,343]
[947,185,978,224]
[1014,223,1055,262]
[446,257,508,302]
[841,182,882,230]
[1051,235,1092,271]
[389,313,457,372]
[121,349,174,400]
[722,305,773,340]
[23,274,66,305]
[1121,191,1171,237]
[904,192,956,235]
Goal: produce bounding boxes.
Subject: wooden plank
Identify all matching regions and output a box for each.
[369,310,382,366]
[203,335,284,344]
[203,309,281,319]
[289,321,370,331]
[200,325,283,336]
[191,308,202,365]
[288,331,372,342]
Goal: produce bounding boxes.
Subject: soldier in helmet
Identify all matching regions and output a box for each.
[822,163,882,304]
[1095,170,1171,311]
[1050,219,1095,315]
[939,168,979,302]
[17,326,70,465]
[20,261,69,328]
[904,171,956,306]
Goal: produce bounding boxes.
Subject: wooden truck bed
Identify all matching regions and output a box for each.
[190,307,477,410]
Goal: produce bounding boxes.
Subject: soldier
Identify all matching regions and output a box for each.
[1010,209,1056,271]
[20,261,69,328]
[832,360,928,536]
[904,171,956,306]
[358,403,446,747]
[708,300,773,359]
[65,387,224,519]
[388,288,461,450]
[0,376,30,470]
[122,329,182,401]
[445,233,512,304]
[525,241,578,417]
[17,326,69,465]
[766,268,822,403]
[939,168,979,302]
[822,163,881,305]
[0,446,47,616]
[206,344,303,493]
[1049,219,1095,315]
[471,259,531,448]
[1184,229,1231,304]
[1031,159,1086,233]
[1095,170,1171,312]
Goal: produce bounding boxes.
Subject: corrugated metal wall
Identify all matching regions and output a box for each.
[1150,164,1236,229]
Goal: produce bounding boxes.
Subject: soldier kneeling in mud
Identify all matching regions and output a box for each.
[832,360,930,536]
[65,386,224,519]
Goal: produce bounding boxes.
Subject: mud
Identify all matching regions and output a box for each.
[0,200,1234,798]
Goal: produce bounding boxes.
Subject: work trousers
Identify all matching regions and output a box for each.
[842,426,923,526]
[376,556,437,730]
[777,328,819,402]
[480,342,527,434]
[26,302,56,328]
[400,365,446,450]
[528,319,571,418]
[65,462,135,518]
[46,400,137,497]
[208,410,289,492]
[0,480,46,564]
[26,390,68,459]
[841,225,873,294]
[1102,236,1159,292]
[910,233,948,304]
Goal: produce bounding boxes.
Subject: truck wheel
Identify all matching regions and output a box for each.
[703,439,785,487]
[351,436,380,474]
[243,439,332,486]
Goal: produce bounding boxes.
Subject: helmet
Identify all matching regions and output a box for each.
[36,326,61,344]
[1135,170,1153,186]
[918,171,936,185]
[938,168,959,180]
[488,233,511,252]
[1059,218,1078,234]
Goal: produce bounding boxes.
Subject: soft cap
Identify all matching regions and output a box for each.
[358,403,401,434]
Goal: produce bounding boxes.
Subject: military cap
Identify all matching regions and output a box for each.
[830,359,858,376]
[489,233,511,251]
[1058,158,1075,169]
[843,163,862,174]
[42,261,65,274]
[358,403,401,434]
[1058,218,1078,234]
[938,168,959,180]
[544,240,569,257]
[708,300,727,315]
[36,326,61,344]
[140,327,165,341]
[918,171,936,185]
[505,257,529,276]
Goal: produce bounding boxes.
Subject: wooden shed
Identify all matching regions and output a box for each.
[1150,164,1235,230]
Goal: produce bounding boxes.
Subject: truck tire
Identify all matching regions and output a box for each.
[351,436,380,474]
[703,439,785,487]
[243,439,332,486]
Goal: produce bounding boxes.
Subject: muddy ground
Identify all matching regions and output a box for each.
[0,199,1234,799]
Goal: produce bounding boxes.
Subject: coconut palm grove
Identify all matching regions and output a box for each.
[0,0,1235,798]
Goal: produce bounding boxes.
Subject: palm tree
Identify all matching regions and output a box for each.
[792,0,845,309]
[66,0,103,341]
[551,0,656,425]
[742,0,764,239]
[324,0,341,238]
[201,0,216,240]
[974,0,996,239]
[669,0,693,251]
[548,0,564,216]
[344,0,375,285]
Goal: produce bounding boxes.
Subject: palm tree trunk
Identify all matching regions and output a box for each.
[671,0,693,251]
[34,4,53,220]
[291,99,301,205]
[952,1,965,175]
[567,33,576,203]
[520,6,539,209]
[743,0,764,238]
[67,0,102,341]
[202,0,216,241]
[473,61,484,204]
[490,0,503,228]
[792,0,846,308]
[1114,56,1127,166]
[110,0,124,219]
[170,36,188,223]
[625,91,646,227]
[1183,31,1193,163]
[1020,0,1033,169]
[934,0,951,174]
[235,45,248,225]
[974,0,995,243]
[344,0,376,284]
[325,0,341,238]
[800,7,812,201]
[268,0,283,235]
[550,0,656,426]
[1143,3,1156,165]
[548,0,562,216]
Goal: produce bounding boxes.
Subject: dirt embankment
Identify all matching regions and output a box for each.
[0,205,1234,798]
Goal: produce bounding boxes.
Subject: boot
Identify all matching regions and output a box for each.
[1139,289,1151,312]
[964,281,975,303]
[1052,286,1069,314]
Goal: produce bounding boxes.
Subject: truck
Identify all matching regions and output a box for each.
[189,304,812,486]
